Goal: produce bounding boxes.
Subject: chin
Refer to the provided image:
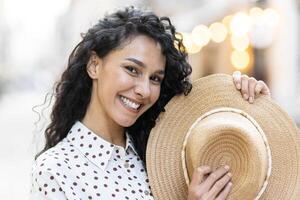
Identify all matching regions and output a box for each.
[116,117,138,128]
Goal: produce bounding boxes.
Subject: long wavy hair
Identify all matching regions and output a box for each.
[36,6,192,164]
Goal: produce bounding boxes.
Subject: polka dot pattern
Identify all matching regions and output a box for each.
[31,121,153,199]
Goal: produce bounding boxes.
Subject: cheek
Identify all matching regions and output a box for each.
[139,86,160,116]
[116,70,135,87]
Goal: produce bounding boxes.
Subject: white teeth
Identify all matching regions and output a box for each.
[120,96,141,110]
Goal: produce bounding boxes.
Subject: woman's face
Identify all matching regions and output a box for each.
[88,35,166,127]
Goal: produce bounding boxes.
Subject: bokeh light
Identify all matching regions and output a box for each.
[249,7,264,23]
[182,33,202,54]
[230,12,252,37]
[231,50,250,70]
[192,25,211,46]
[209,22,228,43]
[263,8,280,28]
[231,35,250,51]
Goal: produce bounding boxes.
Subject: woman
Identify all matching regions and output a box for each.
[31,6,270,200]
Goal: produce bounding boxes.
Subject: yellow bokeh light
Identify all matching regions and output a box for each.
[231,50,250,70]
[249,7,264,22]
[209,22,228,43]
[222,15,233,28]
[230,35,250,51]
[191,25,211,46]
[181,33,202,54]
[230,12,252,37]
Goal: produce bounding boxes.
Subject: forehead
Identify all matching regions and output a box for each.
[104,35,166,70]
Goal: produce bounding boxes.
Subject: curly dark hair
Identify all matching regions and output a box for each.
[36,6,192,164]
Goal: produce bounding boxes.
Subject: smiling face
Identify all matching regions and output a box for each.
[87,35,166,128]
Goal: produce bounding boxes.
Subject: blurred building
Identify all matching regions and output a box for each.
[149,0,300,124]
[1,0,299,120]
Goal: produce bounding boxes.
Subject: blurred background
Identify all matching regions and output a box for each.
[0,0,299,199]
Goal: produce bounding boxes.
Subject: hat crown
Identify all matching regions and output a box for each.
[183,108,271,199]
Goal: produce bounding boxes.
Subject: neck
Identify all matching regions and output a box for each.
[81,97,126,148]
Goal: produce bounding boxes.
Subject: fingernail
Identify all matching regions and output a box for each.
[249,96,253,103]
[227,173,232,177]
[197,166,207,172]
[228,182,232,187]
[237,84,241,89]
[224,165,230,170]
[243,94,248,100]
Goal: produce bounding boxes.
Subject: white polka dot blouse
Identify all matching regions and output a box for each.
[30,121,154,200]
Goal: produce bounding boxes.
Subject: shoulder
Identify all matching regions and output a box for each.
[31,145,69,199]
[33,141,73,176]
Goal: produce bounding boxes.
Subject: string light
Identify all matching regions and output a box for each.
[182,33,202,54]
[230,12,252,37]
[179,6,279,55]
[249,7,264,23]
[191,25,211,46]
[231,50,250,70]
[263,8,280,28]
[222,15,233,28]
[209,22,228,43]
[231,35,250,51]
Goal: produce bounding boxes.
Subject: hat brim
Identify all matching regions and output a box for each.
[146,74,300,200]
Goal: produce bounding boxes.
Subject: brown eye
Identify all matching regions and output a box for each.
[150,75,162,84]
[125,66,138,74]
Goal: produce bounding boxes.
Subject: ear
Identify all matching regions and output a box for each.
[86,51,102,79]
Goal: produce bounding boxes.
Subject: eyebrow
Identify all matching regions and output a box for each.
[125,57,165,75]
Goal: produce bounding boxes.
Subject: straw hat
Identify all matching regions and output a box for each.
[146,74,300,200]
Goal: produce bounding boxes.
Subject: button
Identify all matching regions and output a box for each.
[144,190,149,195]
[124,162,129,168]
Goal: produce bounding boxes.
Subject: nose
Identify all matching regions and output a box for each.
[134,78,151,99]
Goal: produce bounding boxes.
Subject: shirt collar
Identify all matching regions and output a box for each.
[125,132,138,156]
[66,121,138,171]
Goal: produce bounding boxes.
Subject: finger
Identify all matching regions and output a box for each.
[232,71,241,90]
[255,80,271,96]
[201,165,230,191]
[208,172,232,199]
[241,75,249,100]
[190,166,212,186]
[248,77,257,104]
[215,182,233,200]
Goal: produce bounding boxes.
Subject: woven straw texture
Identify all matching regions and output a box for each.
[146,74,300,200]
[182,108,272,200]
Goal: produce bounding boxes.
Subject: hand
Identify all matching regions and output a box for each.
[187,165,232,200]
[232,71,271,104]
